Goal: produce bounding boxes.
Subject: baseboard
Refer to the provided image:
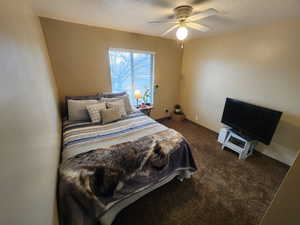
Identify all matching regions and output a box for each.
[256,144,296,166]
[185,118,292,166]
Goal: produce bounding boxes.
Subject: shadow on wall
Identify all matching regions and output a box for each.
[258,113,300,166]
[274,118,300,150]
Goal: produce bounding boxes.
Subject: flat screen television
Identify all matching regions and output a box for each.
[221,98,282,145]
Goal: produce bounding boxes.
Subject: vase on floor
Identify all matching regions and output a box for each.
[171,113,185,121]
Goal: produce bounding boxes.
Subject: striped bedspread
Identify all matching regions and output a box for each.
[62,112,167,161]
[59,112,197,225]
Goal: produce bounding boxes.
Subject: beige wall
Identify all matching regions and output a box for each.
[180,19,300,165]
[40,18,183,119]
[260,150,300,225]
[0,1,61,225]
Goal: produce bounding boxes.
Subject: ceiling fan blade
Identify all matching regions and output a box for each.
[186,23,210,32]
[148,20,178,24]
[162,24,179,36]
[188,8,218,22]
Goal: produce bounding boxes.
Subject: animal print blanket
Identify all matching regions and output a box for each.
[59,114,197,225]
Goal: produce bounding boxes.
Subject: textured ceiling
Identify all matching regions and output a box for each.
[30,0,300,40]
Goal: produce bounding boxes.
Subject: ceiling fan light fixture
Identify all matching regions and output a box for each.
[176,26,188,40]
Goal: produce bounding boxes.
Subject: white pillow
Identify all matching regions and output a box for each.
[68,99,98,121]
[101,97,120,102]
[86,102,106,123]
[119,94,134,114]
[102,94,133,114]
[106,99,127,117]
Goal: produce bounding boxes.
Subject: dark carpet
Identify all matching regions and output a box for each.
[112,119,289,225]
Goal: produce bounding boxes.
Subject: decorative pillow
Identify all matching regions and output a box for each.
[106,99,127,117]
[86,102,106,123]
[68,99,98,121]
[101,108,122,124]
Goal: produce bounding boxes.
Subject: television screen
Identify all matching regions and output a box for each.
[221,98,282,145]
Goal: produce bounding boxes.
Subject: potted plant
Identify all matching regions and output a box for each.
[172,104,185,121]
[174,104,182,114]
[142,88,151,105]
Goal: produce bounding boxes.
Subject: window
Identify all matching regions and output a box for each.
[108,48,154,105]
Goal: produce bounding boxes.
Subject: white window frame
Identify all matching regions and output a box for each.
[107,48,156,104]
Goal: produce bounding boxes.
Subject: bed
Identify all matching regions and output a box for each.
[59,111,197,225]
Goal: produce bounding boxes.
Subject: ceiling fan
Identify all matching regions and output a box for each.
[149,5,218,40]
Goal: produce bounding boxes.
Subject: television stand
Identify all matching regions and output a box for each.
[221,130,257,160]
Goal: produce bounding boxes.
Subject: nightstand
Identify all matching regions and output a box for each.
[138,105,153,116]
